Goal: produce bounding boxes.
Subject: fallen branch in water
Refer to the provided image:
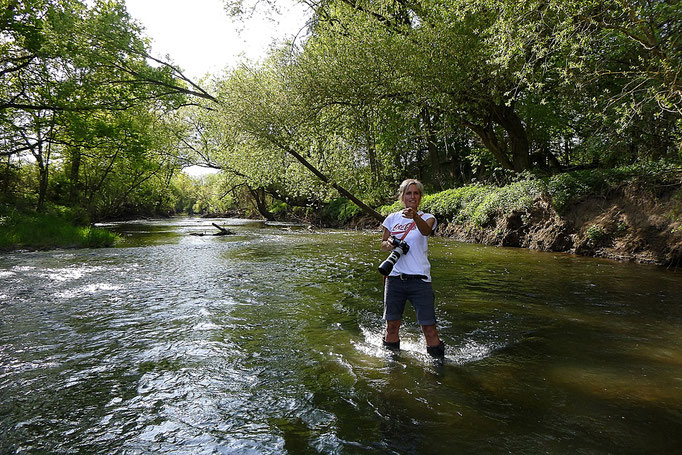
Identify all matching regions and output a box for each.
[211,223,233,235]
[190,223,235,236]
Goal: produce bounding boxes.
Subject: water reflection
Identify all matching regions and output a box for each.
[1,217,681,453]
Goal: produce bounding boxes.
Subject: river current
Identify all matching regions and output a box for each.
[1,217,681,454]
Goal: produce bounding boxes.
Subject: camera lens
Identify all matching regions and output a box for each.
[378,249,401,276]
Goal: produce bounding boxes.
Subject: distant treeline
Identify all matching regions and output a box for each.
[2,0,680,224]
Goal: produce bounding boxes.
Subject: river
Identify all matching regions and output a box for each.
[1,217,681,454]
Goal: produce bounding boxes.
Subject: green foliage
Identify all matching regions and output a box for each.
[416,182,544,226]
[268,200,290,216]
[543,171,601,213]
[2,0,190,220]
[616,221,629,235]
[376,163,682,228]
[0,208,118,250]
[379,200,402,216]
[4,0,681,226]
[42,203,91,226]
[170,172,241,217]
[544,161,682,212]
[178,173,237,216]
[322,198,363,223]
[586,224,608,246]
[170,173,201,214]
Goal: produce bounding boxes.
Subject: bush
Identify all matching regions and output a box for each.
[0,209,118,250]
[543,161,682,213]
[378,181,543,226]
[379,200,402,216]
[374,162,682,227]
[323,198,363,223]
[43,203,91,225]
[269,201,290,216]
[586,224,608,244]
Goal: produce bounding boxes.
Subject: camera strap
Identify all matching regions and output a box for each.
[398,221,415,240]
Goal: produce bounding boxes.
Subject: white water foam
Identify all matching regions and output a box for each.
[356,326,496,365]
[55,283,123,299]
[450,339,496,364]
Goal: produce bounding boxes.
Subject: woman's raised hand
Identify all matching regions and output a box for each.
[401,207,417,219]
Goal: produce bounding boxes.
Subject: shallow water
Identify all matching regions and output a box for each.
[1,217,681,453]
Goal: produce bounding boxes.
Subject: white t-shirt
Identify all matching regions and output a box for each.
[382,211,437,281]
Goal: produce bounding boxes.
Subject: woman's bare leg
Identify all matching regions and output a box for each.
[385,319,402,343]
[420,324,440,346]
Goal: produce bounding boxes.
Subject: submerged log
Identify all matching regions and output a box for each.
[211,223,234,235]
[190,223,235,236]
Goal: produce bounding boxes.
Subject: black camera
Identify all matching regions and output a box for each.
[378,237,410,276]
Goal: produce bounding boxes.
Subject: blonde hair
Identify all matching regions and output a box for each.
[398,179,424,206]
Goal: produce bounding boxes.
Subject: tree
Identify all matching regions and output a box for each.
[479,0,681,165]
[184,55,386,221]
[1,0,199,216]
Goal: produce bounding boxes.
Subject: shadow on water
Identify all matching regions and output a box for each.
[1,217,681,453]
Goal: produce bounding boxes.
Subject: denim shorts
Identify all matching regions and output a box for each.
[383,276,436,326]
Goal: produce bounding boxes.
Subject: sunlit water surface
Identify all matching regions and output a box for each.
[1,217,682,454]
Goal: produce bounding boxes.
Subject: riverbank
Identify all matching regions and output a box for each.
[4,164,680,266]
[373,163,682,267]
[436,182,681,266]
[0,209,118,251]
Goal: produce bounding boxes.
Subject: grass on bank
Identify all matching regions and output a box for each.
[379,161,682,226]
[0,209,118,250]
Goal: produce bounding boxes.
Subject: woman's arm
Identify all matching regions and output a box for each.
[380,227,394,251]
[402,208,436,236]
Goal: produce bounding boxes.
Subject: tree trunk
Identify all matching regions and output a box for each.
[33,140,50,213]
[421,107,444,190]
[32,113,56,213]
[69,146,81,204]
[563,136,571,165]
[489,102,530,172]
[464,119,514,170]
[85,149,120,217]
[36,150,48,212]
[361,109,381,184]
[546,148,562,172]
[249,186,275,221]
[3,156,11,196]
[271,138,384,223]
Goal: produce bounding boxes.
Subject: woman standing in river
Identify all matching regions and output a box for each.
[380,179,445,358]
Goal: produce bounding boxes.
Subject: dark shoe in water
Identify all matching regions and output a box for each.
[382,339,400,351]
[427,341,445,358]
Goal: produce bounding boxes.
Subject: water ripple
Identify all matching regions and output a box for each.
[1,220,682,454]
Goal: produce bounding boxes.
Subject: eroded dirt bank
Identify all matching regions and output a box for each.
[435,183,682,267]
